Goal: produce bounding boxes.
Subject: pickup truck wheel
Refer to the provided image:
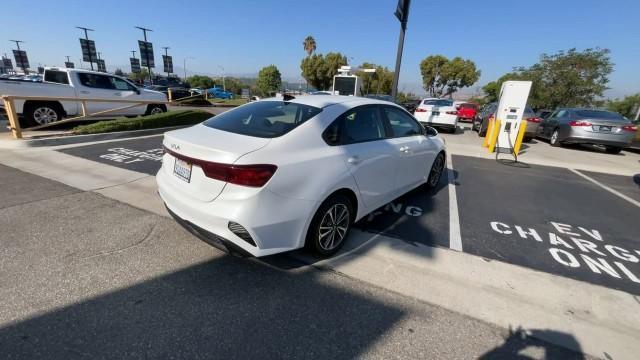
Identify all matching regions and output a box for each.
[145,104,166,116]
[23,103,63,127]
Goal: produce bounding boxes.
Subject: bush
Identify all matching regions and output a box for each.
[72,110,212,135]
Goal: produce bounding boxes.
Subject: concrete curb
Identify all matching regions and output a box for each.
[0,125,188,149]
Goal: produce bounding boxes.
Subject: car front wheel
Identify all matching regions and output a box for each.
[426,152,446,189]
[306,194,353,257]
[605,146,622,154]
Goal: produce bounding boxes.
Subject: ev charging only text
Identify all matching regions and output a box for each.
[490,221,640,283]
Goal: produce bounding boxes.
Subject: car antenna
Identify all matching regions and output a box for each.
[283,94,295,101]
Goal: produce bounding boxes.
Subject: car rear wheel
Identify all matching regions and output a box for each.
[23,102,63,127]
[605,146,623,154]
[549,129,561,147]
[306,194,353,257]
[426,152,446,189]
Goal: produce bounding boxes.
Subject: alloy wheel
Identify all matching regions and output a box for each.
[428,154,445,187]
[33,107,58,125]
[150,107,164,115]
[318,204,349,251]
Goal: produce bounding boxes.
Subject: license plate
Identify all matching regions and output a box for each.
[173,158,192,182]
[596,125,612,132]
[432,111,440,116]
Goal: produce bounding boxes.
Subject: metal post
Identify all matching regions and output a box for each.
[391,0,411,100]
[391,24,406,100]
[635,103,640,121]
[76,27,95,71]
[218,65,226,92]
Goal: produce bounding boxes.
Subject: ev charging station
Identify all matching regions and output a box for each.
[486,80,532,157]
[331,66,376,96]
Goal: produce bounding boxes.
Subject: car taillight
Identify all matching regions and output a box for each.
[622,125,638,132]
[164,146,277,187]
[415,108,427,112]
[568,120,592,127]
[446,111,458,115]
[526,117,541,123]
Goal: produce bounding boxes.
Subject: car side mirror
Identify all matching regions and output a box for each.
[134,88,141,95]
[423,125,438,137]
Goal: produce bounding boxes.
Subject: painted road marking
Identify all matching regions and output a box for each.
[570,169,640,209]
[447,152,462,251]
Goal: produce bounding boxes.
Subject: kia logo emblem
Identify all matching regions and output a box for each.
[170,144,180,151]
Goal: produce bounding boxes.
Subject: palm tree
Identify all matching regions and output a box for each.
[303,36,316,57]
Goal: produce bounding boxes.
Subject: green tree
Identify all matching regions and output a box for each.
[303,36,317,56]
[186,75,216,89]
[128,68,149,83]
[256,65,282,96]
[483,48,613,110]
[356,62,394,95]
[420,55,480,97]
[114,68,124,76]
[300,52,347,91]
[607,94,640,119]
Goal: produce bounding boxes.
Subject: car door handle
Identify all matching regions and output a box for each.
[113,92,122,96]
[80,90,90,94]
[347,156,361,164]
[399,146,410,153]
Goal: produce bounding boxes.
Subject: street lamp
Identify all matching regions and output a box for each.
[183,56,194,81]
[218,65,225,92]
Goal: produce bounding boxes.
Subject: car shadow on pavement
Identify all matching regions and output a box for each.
[479,327,587,360]
[0,256,406,359]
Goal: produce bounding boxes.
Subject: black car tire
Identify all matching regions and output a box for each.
[22,102,64,127]
[549,129,561,147]
[145,104,167,116]
[605,146,623,154]
[426,152,446,189]
[306,194,354,257]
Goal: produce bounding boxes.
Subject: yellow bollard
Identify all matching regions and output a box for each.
[3,97,22,139]
[513,120,528,155]
[167,88,173,102]
[488,119,501,153]
[482,117,495,148]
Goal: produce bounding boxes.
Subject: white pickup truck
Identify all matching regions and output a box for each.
[0,67,167,127]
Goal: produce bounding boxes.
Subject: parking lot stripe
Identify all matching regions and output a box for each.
[447,152,463,251]
[570,168,640,208]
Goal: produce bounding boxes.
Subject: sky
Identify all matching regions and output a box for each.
[2,0,639,98]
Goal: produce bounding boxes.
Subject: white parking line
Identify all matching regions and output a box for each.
[447,152,463,251]
[570,168,640,208]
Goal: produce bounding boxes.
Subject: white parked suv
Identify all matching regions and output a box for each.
[413,98,459,133]
[0,67,167,127]
[157,95,446,257]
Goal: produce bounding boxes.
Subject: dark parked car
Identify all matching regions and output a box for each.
[473,102,540,141]
[537,108,637,154]
[146,86,193,100]
[401,99,421,113]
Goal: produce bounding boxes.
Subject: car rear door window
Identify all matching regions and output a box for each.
[383,106,422,137]
[44,70,69,84]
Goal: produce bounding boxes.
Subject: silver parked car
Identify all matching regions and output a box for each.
[537,108,637,154]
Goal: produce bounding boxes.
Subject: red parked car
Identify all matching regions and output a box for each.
[457,103,478,122]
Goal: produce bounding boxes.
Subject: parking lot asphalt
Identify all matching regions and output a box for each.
[1,164,587,360]
[57,134,640,295]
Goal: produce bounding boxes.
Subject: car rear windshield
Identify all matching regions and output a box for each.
[574,110,625,120]
[203,101,322,138]
[424,99,453,106]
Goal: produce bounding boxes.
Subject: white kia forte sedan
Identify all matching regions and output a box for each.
[157,95,446,257]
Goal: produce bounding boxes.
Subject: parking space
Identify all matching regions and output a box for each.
[58,135,640,295]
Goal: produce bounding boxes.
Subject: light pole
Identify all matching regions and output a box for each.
[135,26,153,84]
[391,0,411,100]
[76,26,95,70]
[218,65,225,91]
[183,56,194,81]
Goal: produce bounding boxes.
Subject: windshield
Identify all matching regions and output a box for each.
[574,109,625,120]
[424,99,453,106]
[203,101,322,138]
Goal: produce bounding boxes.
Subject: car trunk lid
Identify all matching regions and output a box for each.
[162,124,270,202]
